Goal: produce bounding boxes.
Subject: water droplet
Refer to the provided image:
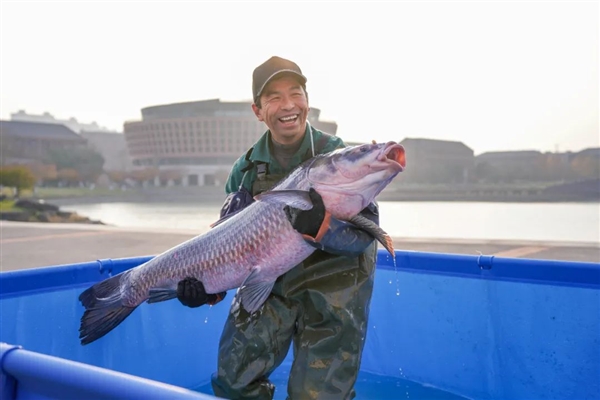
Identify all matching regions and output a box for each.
[204,317,208,323]
[392,254,400,297]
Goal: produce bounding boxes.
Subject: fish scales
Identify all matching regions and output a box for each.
[122,201,312,307]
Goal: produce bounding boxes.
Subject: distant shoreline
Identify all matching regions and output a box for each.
[18,179,597,206]
[44,187,599,207]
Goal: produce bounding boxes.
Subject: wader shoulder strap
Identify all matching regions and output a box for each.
[240,147,255,173]
[238,147,255,190]
[237,145,270,188]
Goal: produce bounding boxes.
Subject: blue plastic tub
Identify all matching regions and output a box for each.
[1,250,599,399]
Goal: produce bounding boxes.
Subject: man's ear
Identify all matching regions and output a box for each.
[252,103,263,121]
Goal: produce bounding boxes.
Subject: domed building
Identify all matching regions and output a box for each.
[123,99,337,187]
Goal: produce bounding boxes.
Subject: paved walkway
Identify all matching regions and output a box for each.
[1,221,598,272]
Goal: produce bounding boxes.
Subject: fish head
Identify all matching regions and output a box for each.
[307,141,406,219]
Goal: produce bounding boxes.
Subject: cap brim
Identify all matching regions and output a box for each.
[256,70,307,99]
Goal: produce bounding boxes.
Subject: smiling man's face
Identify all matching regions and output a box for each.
[252,75,309,145]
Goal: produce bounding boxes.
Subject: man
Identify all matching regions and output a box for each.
[177,56,380,400]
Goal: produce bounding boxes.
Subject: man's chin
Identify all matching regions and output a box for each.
[271,122,306,143]
[271,130,304,144]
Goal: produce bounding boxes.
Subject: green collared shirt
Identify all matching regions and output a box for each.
[225,123,345,194]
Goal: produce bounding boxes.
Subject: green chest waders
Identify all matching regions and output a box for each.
[211,155,377,400]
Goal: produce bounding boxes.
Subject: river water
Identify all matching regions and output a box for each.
[60,201,600,244]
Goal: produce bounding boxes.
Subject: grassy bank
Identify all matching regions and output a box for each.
[0,199,21,212]
[0,195,104,224]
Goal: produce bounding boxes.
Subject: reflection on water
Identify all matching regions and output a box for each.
[61,201,600,243]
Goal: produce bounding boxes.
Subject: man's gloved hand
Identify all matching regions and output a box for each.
[284,188,331,242]
[177,277,227,308]
[286,188,381,258]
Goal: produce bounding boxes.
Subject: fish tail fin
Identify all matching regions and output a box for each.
[147,288,178,304]
[349,214,396,259]
[78,271,137,345]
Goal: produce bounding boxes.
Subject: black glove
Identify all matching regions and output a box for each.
[284,188,329,240]
[176,277,227,308]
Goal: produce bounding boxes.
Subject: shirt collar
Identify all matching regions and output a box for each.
[249,122,313,163]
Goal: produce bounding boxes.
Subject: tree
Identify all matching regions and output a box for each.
[159,169,183,186]
[0,166,36,197]
[107,171,127,184]
[26,163,58,184]
[57,168,81,186]
[129,168,159,185]
[45,147,105,184]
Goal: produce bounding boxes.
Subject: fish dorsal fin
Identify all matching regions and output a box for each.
[237,267,276,314]
[349,214,396,260]
[254,189,313,210]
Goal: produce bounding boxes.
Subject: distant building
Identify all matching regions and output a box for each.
[540,151,577,182]
[399,138,474,184]
[575,147,600,159]
[475,150,546,182]
[123,99,338,187]
[10,110,116,134]
[80,131,133,172]
[9,111,133,174]
[0,120,87,165]
[570,147,600,180]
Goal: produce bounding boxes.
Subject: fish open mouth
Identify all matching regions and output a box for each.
[379,142,406,170]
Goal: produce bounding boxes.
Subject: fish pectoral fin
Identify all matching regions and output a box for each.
[237,267,275,314]
[349,214,396,259]
[238,280,276,314]
[254,189,313,210]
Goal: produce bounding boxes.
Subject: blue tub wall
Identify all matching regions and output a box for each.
[1,284,230,390]
[1,250,599,400]
[364,261,600,399]
[0,256,227,391]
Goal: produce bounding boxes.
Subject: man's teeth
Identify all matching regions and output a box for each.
[279,115,298,122]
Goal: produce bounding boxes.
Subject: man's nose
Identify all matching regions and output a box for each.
[281,95,295,110]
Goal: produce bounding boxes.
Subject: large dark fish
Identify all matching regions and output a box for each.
[78,141,406,345]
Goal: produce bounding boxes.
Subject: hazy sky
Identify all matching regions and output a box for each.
[1,1,598,155]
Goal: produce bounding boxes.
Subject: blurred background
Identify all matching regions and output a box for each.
[1,1,598,255]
